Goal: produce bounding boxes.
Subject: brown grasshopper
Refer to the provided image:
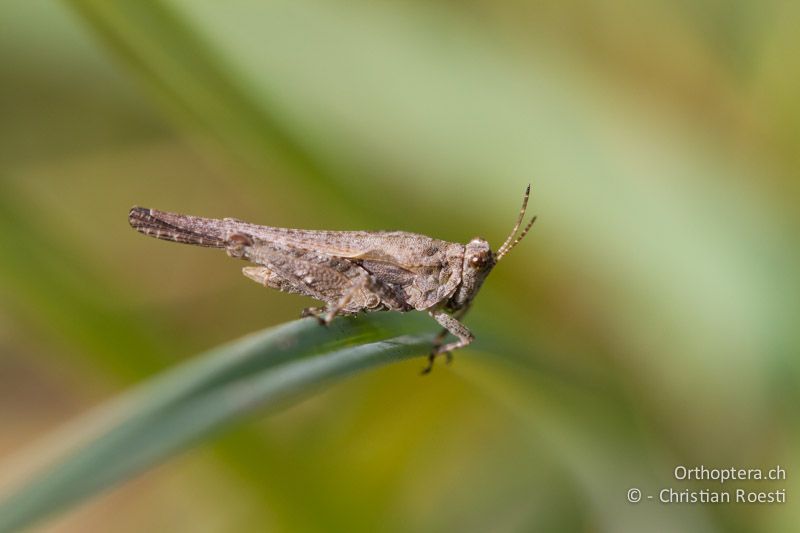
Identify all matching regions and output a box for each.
[129,186,536,373]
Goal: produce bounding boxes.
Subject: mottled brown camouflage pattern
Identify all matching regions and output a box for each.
[129,186,535,373]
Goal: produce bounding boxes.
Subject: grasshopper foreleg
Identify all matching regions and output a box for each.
[422,309,474,374]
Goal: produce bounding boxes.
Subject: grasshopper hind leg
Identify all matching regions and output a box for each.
[243,263,404,328]
[242,266,366,325]
[242,266,303,295]
[243,267,333,324]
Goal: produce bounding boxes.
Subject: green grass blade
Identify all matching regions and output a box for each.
[0,314,434,533]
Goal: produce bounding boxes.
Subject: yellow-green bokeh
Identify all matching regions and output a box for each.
[1,1,798,531]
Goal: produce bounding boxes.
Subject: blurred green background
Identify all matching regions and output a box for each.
[1,0,798,531]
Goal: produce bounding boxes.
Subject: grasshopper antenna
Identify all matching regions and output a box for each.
[496,184,537,261]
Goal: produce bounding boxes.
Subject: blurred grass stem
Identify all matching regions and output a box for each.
[0,314,434,532]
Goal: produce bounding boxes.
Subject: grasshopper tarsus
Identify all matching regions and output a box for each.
[300,306,318,318]
[421,354,435,375]
[301,307,327,326]
[420,349,453,375]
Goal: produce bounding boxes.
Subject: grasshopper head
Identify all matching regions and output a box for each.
[448,185,536,310]
[449,238,496,309]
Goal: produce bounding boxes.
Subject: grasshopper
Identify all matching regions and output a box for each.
[129,186,536,373]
